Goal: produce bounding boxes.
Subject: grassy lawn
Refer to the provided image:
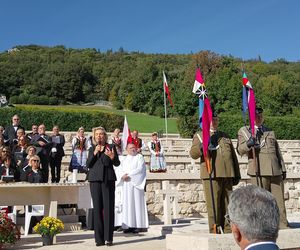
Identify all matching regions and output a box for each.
[16,104,179,133]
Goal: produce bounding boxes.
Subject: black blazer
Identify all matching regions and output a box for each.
[0,165,20,181]
[3,125,25,144]
[30,134,52,157]
[86,144,120,182]
[50,134,65,158]
[20,166,43,183]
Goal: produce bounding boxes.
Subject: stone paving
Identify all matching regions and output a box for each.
[5,215,300,250]
[10,228,165,250]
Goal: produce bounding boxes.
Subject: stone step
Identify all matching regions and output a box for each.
[60,152,299,163]
[63,222,82,232]
[60,156,201,166]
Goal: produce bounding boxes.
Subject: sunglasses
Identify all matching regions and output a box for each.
[32,159,40,162]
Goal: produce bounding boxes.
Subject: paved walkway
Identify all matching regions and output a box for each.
[6,215,300,250]
[11,228,165,250]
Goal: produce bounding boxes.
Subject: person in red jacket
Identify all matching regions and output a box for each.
[128,130,146,154]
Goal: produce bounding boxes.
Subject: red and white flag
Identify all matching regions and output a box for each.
[242,71,256,136]
[121,116,132,152]
[163,71,173,107]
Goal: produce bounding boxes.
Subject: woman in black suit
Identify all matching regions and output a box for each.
[86,127,120,247]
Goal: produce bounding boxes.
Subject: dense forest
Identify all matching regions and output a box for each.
[0,45,299,120]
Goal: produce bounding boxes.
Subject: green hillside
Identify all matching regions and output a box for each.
[15,104,178,133]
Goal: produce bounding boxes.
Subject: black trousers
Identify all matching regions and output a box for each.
[90,181,115,244]
[39,156,49,183]
[49,156,62,183]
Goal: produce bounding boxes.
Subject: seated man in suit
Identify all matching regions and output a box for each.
[227,185,280,250]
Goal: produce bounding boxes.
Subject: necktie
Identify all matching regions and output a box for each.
[257,127,263,142]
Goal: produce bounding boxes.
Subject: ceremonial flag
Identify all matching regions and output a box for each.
[121,116,132,152]
[193,67,218,234]
[163,71,173,107]
[192,68,212,159]
[242,71,256,136]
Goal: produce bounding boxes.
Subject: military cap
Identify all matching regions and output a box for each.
[255,107,264,114]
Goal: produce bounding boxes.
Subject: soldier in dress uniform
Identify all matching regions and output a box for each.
[190,112,240,233]
[237,107,288,228]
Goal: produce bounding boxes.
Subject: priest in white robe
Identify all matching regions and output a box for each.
[114,143,149,233]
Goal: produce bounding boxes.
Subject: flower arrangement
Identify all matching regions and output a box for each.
[0,212,21,247]
[33,217,64,237]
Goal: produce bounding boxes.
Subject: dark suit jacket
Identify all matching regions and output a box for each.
[0,165,20,181]
[20,166,43,183]
[26,132,38,142]
[3,124,25,144]
[50,134,65,158]
[86,144,120,182]
[247,242,279,250]
[30,134,52,157]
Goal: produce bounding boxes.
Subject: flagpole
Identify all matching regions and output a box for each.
[163,71,168,148]
[194,68,220,234]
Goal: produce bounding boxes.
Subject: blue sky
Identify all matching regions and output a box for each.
[1,0,299,62]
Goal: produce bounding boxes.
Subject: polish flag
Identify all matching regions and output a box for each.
[121,116,132,152]
[163,71,173,107]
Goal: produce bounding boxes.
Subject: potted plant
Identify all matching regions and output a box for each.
[33,216,64,246]
[0,212,21,249]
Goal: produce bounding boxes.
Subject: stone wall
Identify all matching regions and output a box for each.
[144,139,300,220]
[145,177,300,221]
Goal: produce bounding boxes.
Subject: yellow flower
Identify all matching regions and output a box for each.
[33,216,64,236]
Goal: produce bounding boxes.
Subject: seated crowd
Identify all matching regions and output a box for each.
[0,114,67,184]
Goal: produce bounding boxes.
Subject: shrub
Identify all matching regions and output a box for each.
[177,115,198,138]
[177,113,300,140]
[0,212,21,246]
[0,106,123,132]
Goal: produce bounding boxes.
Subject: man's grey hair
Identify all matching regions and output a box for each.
[228,185,279,242]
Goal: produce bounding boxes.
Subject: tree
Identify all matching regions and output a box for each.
[256,75,292,115]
